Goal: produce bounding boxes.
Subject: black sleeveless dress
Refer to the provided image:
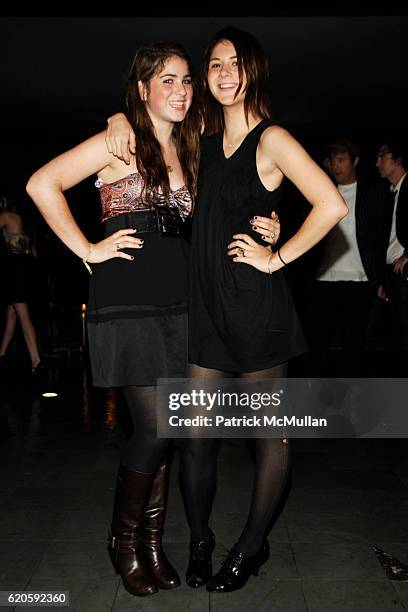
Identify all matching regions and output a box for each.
[188,119,307,372]
[2,227,38,305]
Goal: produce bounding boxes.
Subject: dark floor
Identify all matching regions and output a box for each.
[1,352,408,612]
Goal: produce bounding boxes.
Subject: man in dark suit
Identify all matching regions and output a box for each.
[376,139,408,376]
[307,137,392,376]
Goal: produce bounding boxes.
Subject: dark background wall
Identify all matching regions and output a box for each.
[1,15,407,312]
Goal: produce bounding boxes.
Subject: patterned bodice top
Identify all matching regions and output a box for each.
[96,172,193,222]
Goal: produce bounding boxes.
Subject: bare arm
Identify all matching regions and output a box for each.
[106,113,136,164]
[228,126,348,273]
[26,131,143,263]
[266,127,347,262]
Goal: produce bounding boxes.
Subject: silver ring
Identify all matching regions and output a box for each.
[116,242,121,250]
[270,232,275,239]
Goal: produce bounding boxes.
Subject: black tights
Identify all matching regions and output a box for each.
[121,385,170,473]
[180,363,290,556]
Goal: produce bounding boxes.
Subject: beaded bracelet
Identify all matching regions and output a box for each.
[82,243,94,275]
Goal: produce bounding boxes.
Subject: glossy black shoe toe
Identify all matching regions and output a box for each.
[206,540,269,593]
[186,529,215,588]
[32,360,45,375]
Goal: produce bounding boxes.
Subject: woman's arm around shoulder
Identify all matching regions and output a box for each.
[106,113,136,164]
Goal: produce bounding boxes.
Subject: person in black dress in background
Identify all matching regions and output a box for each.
[107,27,348,594]
[0,194,42,373]
[26,42,201,597]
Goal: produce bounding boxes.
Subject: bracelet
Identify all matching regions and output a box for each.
[277,249,287,266]
[267,253,274,275]
[82,243,94,276]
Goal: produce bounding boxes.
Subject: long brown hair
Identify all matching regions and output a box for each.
[200,27,272,136]
[125,41,200,202]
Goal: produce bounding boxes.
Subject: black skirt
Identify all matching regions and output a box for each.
[86,213,189,387]
[87,304,188,387]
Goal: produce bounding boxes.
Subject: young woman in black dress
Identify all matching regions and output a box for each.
[107,26,348,594]
[26,42,200,597]
[185,27,348,593]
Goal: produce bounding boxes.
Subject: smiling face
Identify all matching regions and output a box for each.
[207,40,246,107]
[140,55,193,124]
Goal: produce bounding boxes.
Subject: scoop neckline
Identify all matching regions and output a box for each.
[97,171,187,193]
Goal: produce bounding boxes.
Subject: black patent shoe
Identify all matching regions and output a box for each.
[206,540,269,593]
[186,529,215,588]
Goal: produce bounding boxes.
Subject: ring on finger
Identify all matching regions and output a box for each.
[237,247,245,257]
[116,242,121,250]
[270,231,275,239]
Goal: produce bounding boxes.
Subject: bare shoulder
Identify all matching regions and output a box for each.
[259,125,295,152]
[28,129,124,192]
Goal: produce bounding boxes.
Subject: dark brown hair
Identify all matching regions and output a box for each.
[125,41,200,202]
[200,26,272,135]
[377,138,408,172]
[327,137,360,163]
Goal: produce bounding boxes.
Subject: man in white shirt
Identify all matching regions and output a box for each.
[376,139,408,376]
[307,138,392,376]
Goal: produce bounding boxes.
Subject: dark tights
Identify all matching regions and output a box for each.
[180,363,290,556]
[122,385,170,473]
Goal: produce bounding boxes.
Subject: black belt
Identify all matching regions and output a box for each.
[106,209,184,237]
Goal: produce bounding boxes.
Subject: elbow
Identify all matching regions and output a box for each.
[26,173,38,199]
[26,171,53,205]
[337,201,349,222]
[331,195,348,223]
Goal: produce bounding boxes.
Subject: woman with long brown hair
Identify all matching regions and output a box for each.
[26,41,200,597]
[107,26,348,594]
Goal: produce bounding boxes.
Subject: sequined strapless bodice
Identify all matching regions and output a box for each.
[96,172,193,222]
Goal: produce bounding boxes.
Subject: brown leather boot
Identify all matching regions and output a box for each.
[143,458,180,589]
[108,463,158,596]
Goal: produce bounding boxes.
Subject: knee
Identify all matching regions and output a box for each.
[182,439,216,460]
[16,309,31,325]
[8,307,17,321]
